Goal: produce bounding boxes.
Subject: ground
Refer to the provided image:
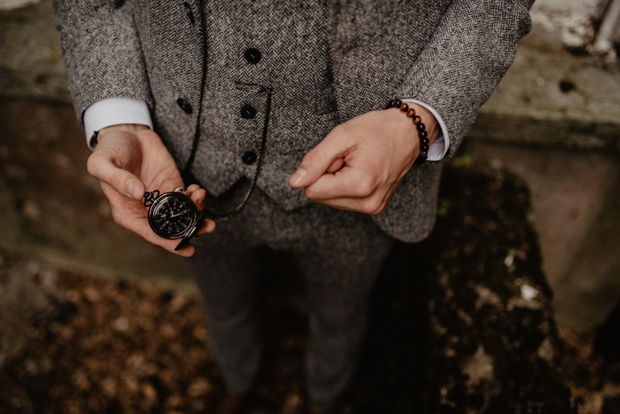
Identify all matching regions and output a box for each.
[1,160,619,414]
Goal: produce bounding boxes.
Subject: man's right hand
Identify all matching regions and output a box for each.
[87,124,216,257]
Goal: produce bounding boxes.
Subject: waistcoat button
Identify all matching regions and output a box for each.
[244,48,261,64]
[242,151,257,165]
[176,98,193,114]
[240,104,257,119]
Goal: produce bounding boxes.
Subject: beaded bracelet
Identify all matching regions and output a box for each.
[385,98,429,165]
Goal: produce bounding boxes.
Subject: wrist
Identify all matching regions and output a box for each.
[386,98,438,164]
[96,123,150,144]
[403,103,439,146]
[396,99,451,162]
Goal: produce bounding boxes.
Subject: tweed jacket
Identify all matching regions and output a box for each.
[53,0,533,243]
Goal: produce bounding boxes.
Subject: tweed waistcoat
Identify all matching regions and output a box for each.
[190,0,337,210]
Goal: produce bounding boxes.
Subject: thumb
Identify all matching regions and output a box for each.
[87,151,145,200]
[289,132,349,188]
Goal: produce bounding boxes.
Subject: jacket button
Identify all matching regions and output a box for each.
[176,98,193,114]
[244,48,261,64]
[240,104,256,119]
[242,151,257,165]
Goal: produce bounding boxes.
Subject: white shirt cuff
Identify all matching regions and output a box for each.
[402,99,450,161]
[83,97,153,149]
[82,97,448,159]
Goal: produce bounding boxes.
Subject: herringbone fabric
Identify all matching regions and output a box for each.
[52,0,534,242]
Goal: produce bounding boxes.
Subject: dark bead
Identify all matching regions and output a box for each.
[400,103,409,112]
[417,122,426,132]
[421,137,429,146]
[176,98,193,114]
[240,104,257,119]
[421,144,430,152]
[419,130,428,138]
[242,151,257,165]
[244,48,262,64]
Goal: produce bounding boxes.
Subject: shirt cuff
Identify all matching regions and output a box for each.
[402,99,450,161]
[83,97,153,149]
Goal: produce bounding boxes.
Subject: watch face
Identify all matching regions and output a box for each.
[147,192,198,239]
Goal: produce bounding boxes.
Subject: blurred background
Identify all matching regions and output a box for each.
[0,0,619,412]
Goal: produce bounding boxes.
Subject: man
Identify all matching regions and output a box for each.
[53,0,534,411]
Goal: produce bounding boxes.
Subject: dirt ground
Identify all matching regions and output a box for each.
[1,162,619,414]
[0,255,615,414]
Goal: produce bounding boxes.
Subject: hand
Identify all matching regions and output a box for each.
[87,124,216,257]
[289,105,438,215]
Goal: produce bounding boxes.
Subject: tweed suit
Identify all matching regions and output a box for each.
[53,0,534,242]
[53,0,534,406]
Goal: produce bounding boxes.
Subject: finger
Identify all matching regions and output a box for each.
[289,129,351,188]
[87,152,145,200]
[160,238,197,257]
[186,184,202,193]
[309,194,388,216]
[174,244,197,257]
[195,217,217,236]
[326,158,345,174]
[307,177,402,215]
[304,165,379,201]
[328,177,400,214]
[186,185,207,211]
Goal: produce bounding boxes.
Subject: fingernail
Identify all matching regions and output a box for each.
[126,182,136,199]
[290,167,308,186]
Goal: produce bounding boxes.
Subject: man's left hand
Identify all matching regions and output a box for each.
[289,105,438,215]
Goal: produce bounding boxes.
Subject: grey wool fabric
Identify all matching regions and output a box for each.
[53,0,534,243]
[52,0,534,407]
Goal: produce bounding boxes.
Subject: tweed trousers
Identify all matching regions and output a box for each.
[184,180,394,406]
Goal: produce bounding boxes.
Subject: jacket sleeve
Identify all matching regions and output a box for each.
[52,0,153,126]
[398,0,534,159]
[372,0,534,242]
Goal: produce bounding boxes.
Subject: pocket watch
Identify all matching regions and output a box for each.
[143,187,207,251]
